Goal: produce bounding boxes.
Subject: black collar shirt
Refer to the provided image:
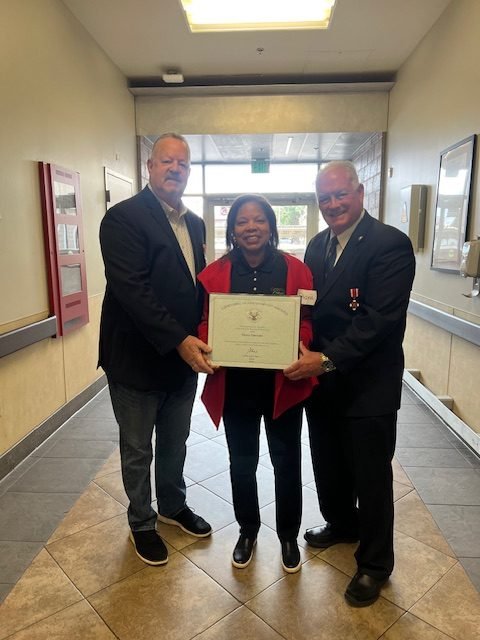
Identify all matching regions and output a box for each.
[229,247,287,295]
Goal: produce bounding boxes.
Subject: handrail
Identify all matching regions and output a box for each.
[0,317,57,358]
[408,299,480,347]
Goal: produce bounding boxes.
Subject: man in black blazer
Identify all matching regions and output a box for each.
[99,133,214,566]
[285,161,415,606]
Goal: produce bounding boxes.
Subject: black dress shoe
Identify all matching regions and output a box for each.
[281,540,301,573]
[304,523,358,549]
[158,506,212,538]
[345,572,388,607]
[232,535,256,569]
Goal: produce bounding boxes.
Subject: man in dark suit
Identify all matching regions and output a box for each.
[99,133,214,566]
[285,161,415,606]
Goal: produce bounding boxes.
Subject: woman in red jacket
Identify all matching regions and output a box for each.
[197,194,316,573]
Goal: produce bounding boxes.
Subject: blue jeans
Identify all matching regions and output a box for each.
[108,376,197,531]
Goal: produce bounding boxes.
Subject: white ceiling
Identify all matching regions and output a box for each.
[62,0,450,85]
[61,0,451,162]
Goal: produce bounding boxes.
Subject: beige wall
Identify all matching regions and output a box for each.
[385,0,480,433]
[136,92,388,136]
[0,0,136,455]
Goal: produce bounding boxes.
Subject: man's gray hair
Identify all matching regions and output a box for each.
[151,133,191,161]
[318,161,360,188]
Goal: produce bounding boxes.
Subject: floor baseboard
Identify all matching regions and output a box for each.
[0,374,108,482]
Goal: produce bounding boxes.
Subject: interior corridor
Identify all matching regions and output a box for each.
[0,380,479,639]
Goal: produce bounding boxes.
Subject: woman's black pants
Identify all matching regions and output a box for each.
[223,398,303,542]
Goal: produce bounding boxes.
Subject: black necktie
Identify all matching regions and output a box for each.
[324,235,338,280]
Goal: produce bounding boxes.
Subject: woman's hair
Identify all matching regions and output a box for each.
[225,194,279,250]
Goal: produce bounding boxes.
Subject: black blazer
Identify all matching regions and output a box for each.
[98,187,206,391]
[305,212,415,417]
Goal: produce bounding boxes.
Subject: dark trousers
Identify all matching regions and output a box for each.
[306,392,396,579]
[223,398,303,542]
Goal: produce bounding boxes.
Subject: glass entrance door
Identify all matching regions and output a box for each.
[205,194,318,264]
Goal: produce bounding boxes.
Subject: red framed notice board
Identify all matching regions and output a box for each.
[39,163,89,336]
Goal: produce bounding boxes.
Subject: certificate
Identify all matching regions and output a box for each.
[208,293,301,369]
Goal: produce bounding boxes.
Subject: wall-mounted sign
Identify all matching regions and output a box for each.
[39,163,89,336]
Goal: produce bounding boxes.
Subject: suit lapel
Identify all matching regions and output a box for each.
[307,230,330,287]
[317,232,331,284]
[317,213,373,300]
[142,187,196,283]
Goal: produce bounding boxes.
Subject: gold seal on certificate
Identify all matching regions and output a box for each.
[208,293,301,369]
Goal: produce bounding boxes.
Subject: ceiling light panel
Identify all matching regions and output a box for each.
[179,0,336,32]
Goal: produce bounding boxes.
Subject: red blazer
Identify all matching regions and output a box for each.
[197,251,317,427]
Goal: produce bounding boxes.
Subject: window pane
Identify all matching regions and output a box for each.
[205,164,317,194]
[318,212,328,232]
[274,205,307,260]
[183,196,204,218]
[213,205,229,259]
[184,164,203,194]
[57,224,80,254]
[54,181,77,215]
[60,264,82,296]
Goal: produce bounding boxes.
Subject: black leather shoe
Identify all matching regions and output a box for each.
[281,540,301,573]
[345,572,388,607]
[304,523,358,549]
[158,506,212,538]
[232,535,256,568]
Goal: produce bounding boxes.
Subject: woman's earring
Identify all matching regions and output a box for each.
[231,234,237,246]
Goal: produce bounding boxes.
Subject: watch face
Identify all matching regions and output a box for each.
[322,359,335,372]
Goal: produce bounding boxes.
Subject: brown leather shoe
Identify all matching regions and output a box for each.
[304,523,358,548]
[345,572,388,607]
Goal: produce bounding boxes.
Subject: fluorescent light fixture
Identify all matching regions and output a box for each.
[179,0,336,32]
[285,136,293,155]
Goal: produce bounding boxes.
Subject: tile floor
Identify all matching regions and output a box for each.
[0,381,479,639]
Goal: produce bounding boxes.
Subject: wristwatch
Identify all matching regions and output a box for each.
[319,353,336,373]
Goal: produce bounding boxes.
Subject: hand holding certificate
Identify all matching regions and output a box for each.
[208,293,301,369]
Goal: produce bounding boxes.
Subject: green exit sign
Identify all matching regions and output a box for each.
[251,159,270,173]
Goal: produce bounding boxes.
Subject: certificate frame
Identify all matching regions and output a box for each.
[208,293,301,369]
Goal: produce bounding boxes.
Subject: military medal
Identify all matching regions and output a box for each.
[349,288,360,310]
